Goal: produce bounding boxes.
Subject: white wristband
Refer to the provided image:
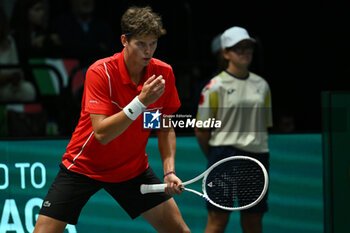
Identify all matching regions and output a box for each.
[123,96,147,120]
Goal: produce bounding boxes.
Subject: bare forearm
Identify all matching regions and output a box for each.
[91,111,133,145]
[157,127,176,174]
[157,126,184,195]
[194,127,211,158]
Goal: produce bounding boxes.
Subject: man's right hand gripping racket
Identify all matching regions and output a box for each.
[140,156,269,211]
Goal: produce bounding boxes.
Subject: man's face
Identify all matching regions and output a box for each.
[125,35,158,67]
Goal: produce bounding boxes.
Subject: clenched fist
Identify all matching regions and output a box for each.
[138,75,165,106]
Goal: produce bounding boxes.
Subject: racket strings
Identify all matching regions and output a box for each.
[205,159,265,209]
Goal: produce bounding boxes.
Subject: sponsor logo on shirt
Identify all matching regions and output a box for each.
[43,201,51,207]
[227,89,235,94]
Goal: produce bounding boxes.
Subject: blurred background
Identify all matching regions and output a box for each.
[1,1,349,233]
[0,0,348,138]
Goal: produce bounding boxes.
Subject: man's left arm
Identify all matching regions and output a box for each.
[157,124,183,195]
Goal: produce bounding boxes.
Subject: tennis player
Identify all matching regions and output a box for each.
[195,26,272,233]
[33,6,190,233]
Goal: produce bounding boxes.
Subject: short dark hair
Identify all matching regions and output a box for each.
[121,6,166,39]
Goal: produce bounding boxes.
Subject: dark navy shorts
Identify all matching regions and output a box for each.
[39,164,171,224]
[207,146,269,213]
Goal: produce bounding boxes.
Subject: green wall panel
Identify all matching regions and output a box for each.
[322,91,350,233]
[0,135,323,232]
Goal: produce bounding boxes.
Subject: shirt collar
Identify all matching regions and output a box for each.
[117,48,153,91]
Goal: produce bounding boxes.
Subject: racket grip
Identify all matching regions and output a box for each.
[140,184,167,194]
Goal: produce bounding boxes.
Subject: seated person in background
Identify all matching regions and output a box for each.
[52,0,115,64]
[11,0,61,59]
[0,7,36,102]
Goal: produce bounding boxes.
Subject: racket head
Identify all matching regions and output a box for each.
[202,155,269,211]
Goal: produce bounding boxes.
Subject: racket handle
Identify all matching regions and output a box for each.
[140,184,167,194]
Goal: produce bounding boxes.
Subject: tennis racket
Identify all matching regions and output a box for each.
[140,156,269,211]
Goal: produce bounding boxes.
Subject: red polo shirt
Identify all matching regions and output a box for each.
[61,49,181,182]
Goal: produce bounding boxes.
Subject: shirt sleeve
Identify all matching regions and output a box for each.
[196,79,219,122]
[84,67,114,116]
[161,67,181,116]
